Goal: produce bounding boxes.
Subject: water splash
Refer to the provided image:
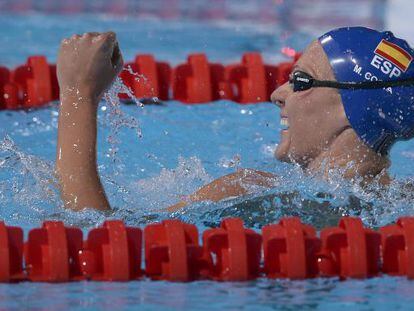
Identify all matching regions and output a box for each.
[122,156,212,212]
[102,77,143,161]
[0,135,62,227]
[123,65,148,86]
[160,159,414,231]
[1,97,414,231]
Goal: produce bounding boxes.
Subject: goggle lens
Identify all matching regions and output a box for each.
[289,71,314,92]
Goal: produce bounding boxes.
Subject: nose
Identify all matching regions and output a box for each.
[270,82,291,108]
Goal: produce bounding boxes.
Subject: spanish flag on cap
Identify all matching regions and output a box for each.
[375,39,413,72]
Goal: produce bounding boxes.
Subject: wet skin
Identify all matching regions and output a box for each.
[271,40,350,165]
[55,33,390,211]
[270,41,390,181]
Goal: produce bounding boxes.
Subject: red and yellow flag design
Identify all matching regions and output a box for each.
[375,39,412,72]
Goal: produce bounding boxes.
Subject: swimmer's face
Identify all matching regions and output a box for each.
[270,40,350,166]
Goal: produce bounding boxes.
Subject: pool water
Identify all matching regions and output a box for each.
[1,4,414,310]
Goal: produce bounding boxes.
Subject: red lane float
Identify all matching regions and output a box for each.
[174,54,213,103]
[120,55,171,101]
[145,219,210,281]
[173,53,232,103]
[49,64,59,101]
[0,52,296,109]
[262,217,320,279]
[380,217,414,279]
[226,52,268,103]
[318,217,381,279]
[2,216,414,283]
[0,67,19,110]
[13,56,56,108]
[25,221,83,282]
[0,56,59,109]
[203,218,262,281]
[0,221,24,282]
[81,220,142,281]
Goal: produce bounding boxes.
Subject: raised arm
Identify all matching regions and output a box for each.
[55,32,123,211]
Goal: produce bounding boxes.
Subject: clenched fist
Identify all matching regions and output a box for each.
[57,31,123,101]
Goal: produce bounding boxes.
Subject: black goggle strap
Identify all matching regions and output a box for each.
[290,71,414,91]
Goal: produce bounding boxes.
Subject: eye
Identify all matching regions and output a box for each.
[288,73,295,84]
[290,71,302,81]
[289,71,314,92]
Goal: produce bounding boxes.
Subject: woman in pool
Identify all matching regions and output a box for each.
[56,28,414,211]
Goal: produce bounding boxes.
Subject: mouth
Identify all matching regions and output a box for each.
[280,116,289,131]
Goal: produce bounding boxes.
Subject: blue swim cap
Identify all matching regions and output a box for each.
[318,27,414,154]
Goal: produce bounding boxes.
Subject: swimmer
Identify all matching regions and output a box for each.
[55,28,414,211]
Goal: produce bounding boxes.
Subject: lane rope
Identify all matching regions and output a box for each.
[1,216,413,282]
[0,52,300,109]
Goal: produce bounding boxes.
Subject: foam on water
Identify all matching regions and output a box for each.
[1,82,414,232]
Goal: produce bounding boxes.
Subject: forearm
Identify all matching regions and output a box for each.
[55,91,110,211]
[168,169,276,211]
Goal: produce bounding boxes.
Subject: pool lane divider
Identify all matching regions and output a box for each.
[0,216,414,283]
[0,52,300,110]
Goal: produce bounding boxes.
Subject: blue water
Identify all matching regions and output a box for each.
[1,277,414,310]
[1,6,414,310]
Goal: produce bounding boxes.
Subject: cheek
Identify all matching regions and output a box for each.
[288,94,322,133]
[286,92,337,154]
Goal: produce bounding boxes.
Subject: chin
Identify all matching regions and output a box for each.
[274,147,291,163]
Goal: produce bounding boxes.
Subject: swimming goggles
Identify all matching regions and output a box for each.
[289,70,414,92]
